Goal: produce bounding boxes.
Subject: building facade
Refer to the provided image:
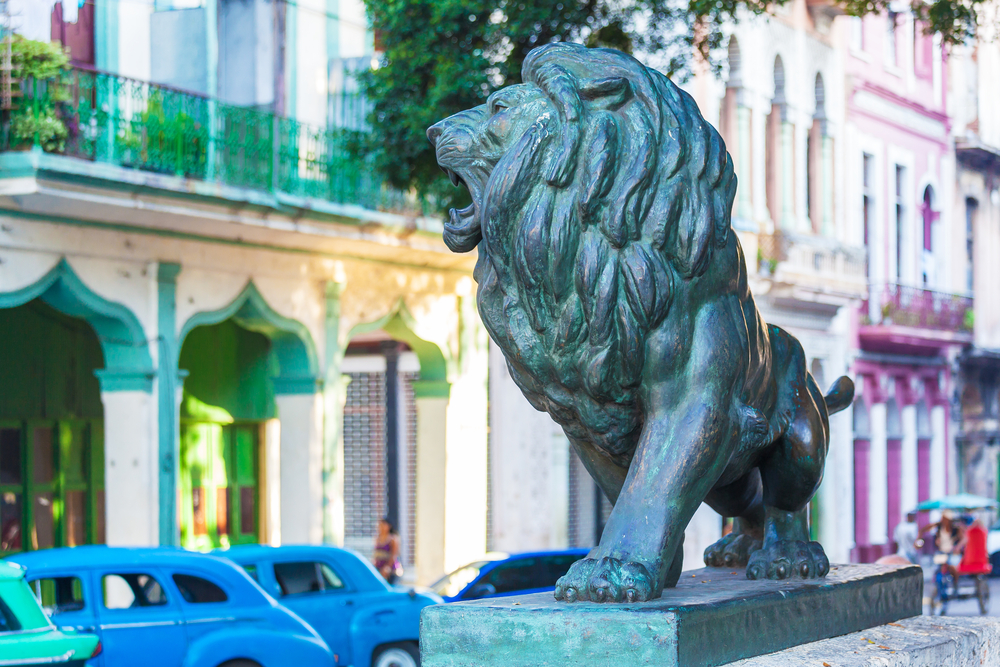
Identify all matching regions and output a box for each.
[0,0,490,586]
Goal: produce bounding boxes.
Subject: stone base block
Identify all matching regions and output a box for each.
[420,564,922,667]
[729,615,1000,666]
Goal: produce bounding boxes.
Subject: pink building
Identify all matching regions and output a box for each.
[843,10,972,561]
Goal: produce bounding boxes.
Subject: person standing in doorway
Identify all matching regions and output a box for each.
[893,511,920,564]
[373,517,402,584]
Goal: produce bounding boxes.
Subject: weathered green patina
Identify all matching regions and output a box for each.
[427,43,855,603]
[419,564,923,667]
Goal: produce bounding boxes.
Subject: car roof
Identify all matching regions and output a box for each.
[7,546,235,569]
[487,548,590,561]
[220,544,391,593]
[0,560,26,581]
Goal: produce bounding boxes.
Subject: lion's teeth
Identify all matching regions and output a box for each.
[449,170,460,186]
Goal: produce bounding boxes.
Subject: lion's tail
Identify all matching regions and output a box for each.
[824,376,855,415]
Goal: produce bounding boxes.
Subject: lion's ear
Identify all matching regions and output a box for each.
[578,77,633,110]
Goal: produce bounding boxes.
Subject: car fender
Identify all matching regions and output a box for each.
[182,626,334,667]
[350,595,435,667]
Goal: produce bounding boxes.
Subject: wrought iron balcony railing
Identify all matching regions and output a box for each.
[3,67,423,216]
[862,283,974,333]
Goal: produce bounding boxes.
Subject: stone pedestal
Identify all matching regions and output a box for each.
[420,564,922,667]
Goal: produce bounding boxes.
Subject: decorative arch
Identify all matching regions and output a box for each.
[348,301,450,396]
[0,258,153,390]
[180,281,320,394]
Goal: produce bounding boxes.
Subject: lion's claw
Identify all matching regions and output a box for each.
[586,557,656,603]
[555,558,597,601]
[746,540,829,580]
[704,532,762,568]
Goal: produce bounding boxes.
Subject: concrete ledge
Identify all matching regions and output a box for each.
[420,564,922,667]
[727,615,1000,666]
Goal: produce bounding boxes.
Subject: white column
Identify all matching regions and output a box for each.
[752,97,770,227]
[414,394,448,585]
[102,391,158,546]
[262,418,281,546]
[443,372,488,574]
[931,404,947,499]
[868,402,888,544]
[736,106,754,221]
[275,393,324,544]
[488,344,567,553]
[901,404,918,516]
[781,121,795,230]
[683,504,722,571]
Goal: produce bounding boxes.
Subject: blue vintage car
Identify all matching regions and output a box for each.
[220,545,441,667]
[6,546,334,667]
[428,549,590,602]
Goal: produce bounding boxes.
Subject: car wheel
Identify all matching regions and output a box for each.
[373,642,419,667]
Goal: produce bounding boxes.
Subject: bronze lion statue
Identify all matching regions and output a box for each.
[427,42,854,603]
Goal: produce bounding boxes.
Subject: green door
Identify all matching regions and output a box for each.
[0,420,104,555]
[179,421,260,550]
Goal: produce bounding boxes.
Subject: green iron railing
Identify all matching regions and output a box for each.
[5,67,422,216]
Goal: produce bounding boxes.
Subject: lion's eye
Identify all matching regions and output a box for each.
[491,100,508,115]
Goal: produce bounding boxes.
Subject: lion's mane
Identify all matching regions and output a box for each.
[463,43,738,456]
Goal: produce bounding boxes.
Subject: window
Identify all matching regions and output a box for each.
[430,561,489,598]
[923,186,936,285]
[483,558,538,595]
[863,153,874,276]
[966,198,978,292]
[242,564,259,582]
[102,573,167,609]
[895,165,905,282]
[886,12,899,66]
[537,555,584,589]
[31,577,85,615]
[0,597,20,632]
[173,574,228,603]
[273,562,344,596]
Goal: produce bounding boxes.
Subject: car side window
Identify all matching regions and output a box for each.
[537,555,583,589]
[483,558,537,595]
[273,561,345,596]
[242,564,259,582]
[0,597,20,632]
[172,574,228,603]
[31,577,85,614]
[102,573,168,609]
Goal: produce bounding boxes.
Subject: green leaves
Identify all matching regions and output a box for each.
[360,0,991,211]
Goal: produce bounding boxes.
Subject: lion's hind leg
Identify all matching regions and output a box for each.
[703,470,765,568]
[747,346,831,580]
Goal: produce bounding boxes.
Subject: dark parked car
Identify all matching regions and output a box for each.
[430,549,589,602]
[7,546,334,667]
[221,545,441,667]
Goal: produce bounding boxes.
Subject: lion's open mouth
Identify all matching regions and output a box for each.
[440,166,483,253]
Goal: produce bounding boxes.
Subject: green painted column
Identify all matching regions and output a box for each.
[95,0,118,73]
[322,281,347,545]
[157,262,182,546]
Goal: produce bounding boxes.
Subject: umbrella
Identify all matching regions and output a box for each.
[914,493,999,512]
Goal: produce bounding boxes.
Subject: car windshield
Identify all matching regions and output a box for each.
[430,561,491,598]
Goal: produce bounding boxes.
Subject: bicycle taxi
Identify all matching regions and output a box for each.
[915,494,997,616]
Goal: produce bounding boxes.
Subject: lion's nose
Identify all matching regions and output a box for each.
[426,122,444,146]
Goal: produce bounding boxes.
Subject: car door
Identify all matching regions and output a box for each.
[94,568,187,667]
[462,557,540,600]
[271,559,358,667]
[170,569,234,645]
[28,570,99,639]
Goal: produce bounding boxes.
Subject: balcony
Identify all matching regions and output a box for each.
[3,67,423,217]
[860,283,974,353]
[756,232,868,301]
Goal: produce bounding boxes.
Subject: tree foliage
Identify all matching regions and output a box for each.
[360,0,993,212]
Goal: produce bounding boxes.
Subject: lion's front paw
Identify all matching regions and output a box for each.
[586,557,656,603]
[746,540,829,580]
[555,558,597,602]
[703,532,762,567]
